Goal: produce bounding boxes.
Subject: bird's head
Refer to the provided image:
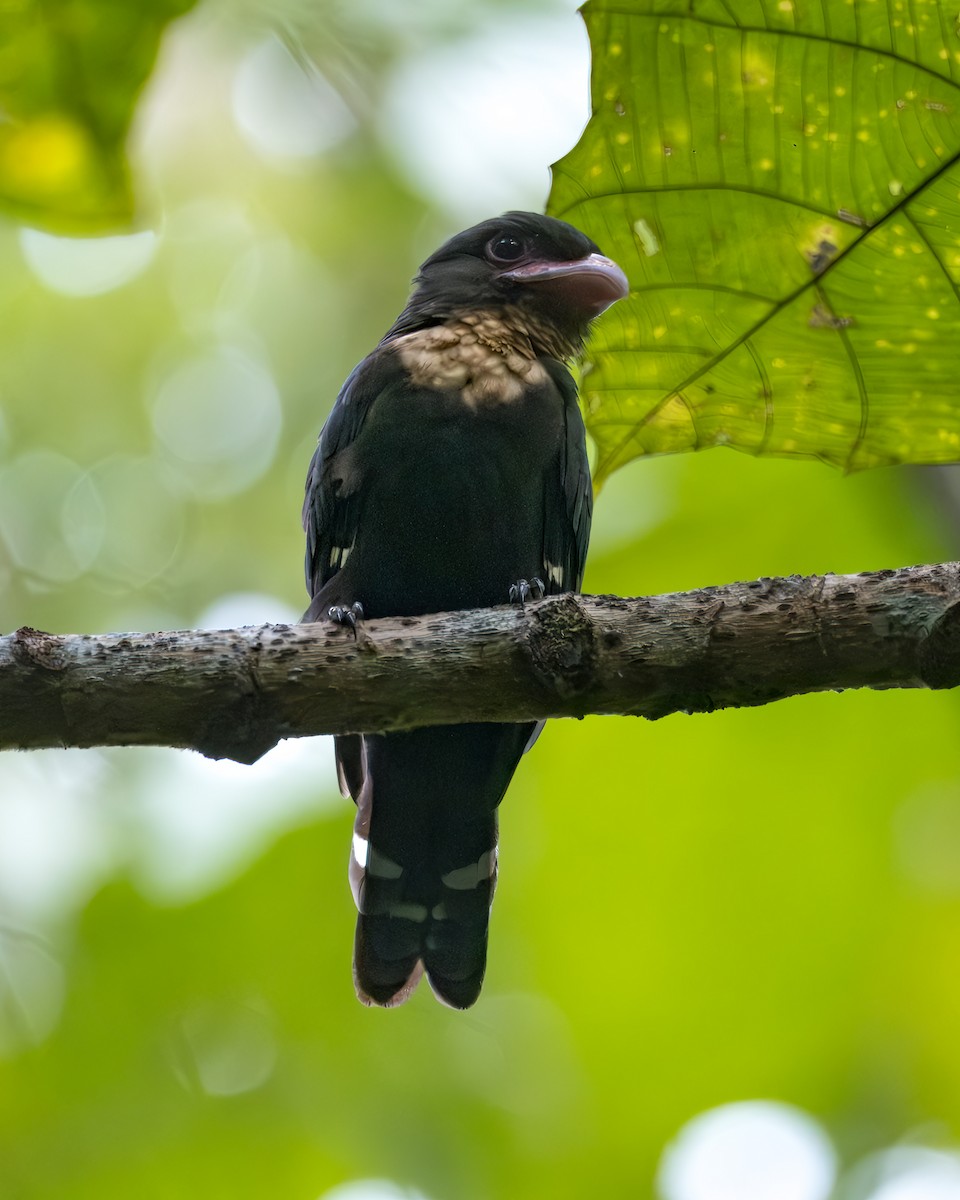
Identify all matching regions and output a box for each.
[387,212,629,358]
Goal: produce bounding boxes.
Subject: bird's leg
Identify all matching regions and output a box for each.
[328,601,365,638]
[507,577,545,608]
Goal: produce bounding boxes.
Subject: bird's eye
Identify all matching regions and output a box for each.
[486,235,526,263]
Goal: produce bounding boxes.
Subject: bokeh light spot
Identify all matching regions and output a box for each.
[19,227,157,297]
[61,471,107,572]
[845,1146,960,1200]
[129,740,338,903]
[0,451,92,582]
[378,13,590,221]
[657,1100,836,1200]
[87,455,185,587]
[177,997,277,1096]
[196,591,300,629]
[162,200,258,330]
[318,1182,430,1200]
[0,751,114,921]
[232,36,356,163]
[150,345,282,498]
[0,927,65,1057]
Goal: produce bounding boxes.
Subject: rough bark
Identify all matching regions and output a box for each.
[2,562,959,764]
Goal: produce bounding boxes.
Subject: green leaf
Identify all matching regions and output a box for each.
[0,0,197,233]
[550,0,960,485]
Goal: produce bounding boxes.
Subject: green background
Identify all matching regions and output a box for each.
[2,1,960,1197]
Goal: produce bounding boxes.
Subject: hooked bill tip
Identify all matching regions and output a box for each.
[502,252,629,317]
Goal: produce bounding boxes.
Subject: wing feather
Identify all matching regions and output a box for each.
[302,352,402,599]
[541,359,592,596]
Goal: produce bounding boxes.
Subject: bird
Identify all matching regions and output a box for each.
[302,211,628,1008]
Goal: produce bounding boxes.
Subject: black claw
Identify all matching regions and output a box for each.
[328,602,365,637]
[509,579,535,608]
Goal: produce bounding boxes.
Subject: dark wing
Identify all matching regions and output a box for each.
[302,362,364,601]
[303,353,388,802]
[522,360,592,758]
[541,358,592,596]
[302,351,395,602]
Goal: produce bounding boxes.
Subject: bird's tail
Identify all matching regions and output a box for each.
[342,723,531,1009]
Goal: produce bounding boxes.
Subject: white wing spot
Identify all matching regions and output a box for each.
[391,902,428,922]
[367,847,403,880]
[441,849,496,890]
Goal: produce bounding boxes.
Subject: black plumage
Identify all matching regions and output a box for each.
[302,211,628,1007]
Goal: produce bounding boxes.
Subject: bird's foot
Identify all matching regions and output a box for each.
[328,601,365,638]
[508,578,545,608]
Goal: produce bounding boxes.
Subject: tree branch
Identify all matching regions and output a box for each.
[2,562,959,764]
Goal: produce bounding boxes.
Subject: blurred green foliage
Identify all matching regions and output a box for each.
[0,0,197,231]
[552,0,960,484]
[3,2,960,1199]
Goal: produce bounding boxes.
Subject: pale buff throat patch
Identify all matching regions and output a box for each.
[394,312,551,407]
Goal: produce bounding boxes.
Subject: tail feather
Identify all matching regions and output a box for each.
[355,874,494,1009]
[354,921,423,1007]
[340,723,531,1008]
[421,859,496,1008]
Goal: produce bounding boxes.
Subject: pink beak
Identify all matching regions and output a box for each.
[502,252,629,317]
